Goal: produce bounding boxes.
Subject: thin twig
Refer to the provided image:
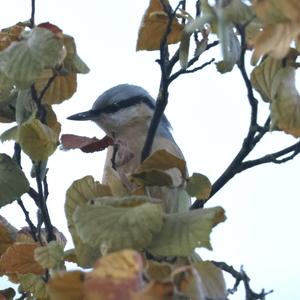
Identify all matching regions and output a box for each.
[16,198,38,241]
[141,1,182,161]
[35,162,55,242]
[212,261,273,300]
[169,58,215,82]
[239,140,300,172]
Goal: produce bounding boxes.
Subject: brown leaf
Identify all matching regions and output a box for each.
[47,271,85,300]
[0,243,44,276]
[136,0,183,51]
[0,216,17,256]
[61,134,113,153]
[84,250,144,300]
[133,281,174,300]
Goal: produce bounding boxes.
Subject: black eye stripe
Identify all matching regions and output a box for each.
[92,96,155,115]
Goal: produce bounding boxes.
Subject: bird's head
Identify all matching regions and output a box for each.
[68,84,172,140]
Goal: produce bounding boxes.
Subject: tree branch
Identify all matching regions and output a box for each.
[141,1,183,162]
[239,140,300,172]
[30,0,35,28]
[212,261,273,300]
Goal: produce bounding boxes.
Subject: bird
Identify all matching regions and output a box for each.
[67,84,190,213]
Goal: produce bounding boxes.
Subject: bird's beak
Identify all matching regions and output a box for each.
[67,110,97,121]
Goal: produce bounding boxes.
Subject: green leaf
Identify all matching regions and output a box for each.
[34,241,64,270]
[15,89,37,125]
[186,173,212,200]
[18,273,47,299]
[0,125,18,142]
[63,35,89,74]
[65,176,112,267]
[73,196,163,253]
[0,154,29,207]
[147,206,225,256]
[0,27,63,87]
[215,28,240,73]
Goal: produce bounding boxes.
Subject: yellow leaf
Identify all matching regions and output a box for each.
[186,173,212,200]
[18,118,59,161]
[193,261,227,300]
[0,243,44,276]
[136,0,183,51]
[0,216,17,256]
[250,56,283,102]
[131,169,173,187]
[270,66,300,137]
[137,149,187,177]
[63,35,89,74]
[105,167,130,197]
[35,71,77,105]
[47,271,84,300]
[44,105,61,136]
[65,176,112,267]
[84,250,143,300]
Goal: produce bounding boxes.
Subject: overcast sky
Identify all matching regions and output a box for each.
[0,1,300,299]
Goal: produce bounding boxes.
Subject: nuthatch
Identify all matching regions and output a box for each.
[68,84,189,212]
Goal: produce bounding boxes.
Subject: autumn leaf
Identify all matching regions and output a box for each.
[0,24,24,51]
[147,206,226,256]
[34,241,65,270]
[65,176,112,267]
[172,265,206,299]
[250,55,283,103]
[186,173,212,200]
[63,35,90,74]
[0,27,64,87]
[137,149,187,177]
[193,260,227,300]
[73,196,163,253]
[0,243,44,276]
[145,260,172,282]
[0,154,29,207]
[251,0,300,62]
[270,66,300,137]
[0,216,17,256]
[136,0,183,51]
[133,281,174,300]
[84,250,143,300]
[18,273,47,299]
[60,134,113,153]
[130,169,173,187]
[18,118,59,161]
[35,71,77,105]
[47,271,85,300]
